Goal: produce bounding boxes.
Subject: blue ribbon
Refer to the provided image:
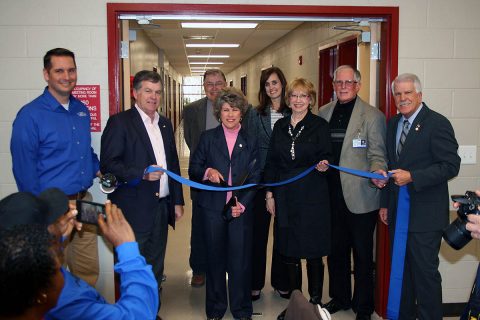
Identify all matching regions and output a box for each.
[386,185,410,320]
[327,164,392,180]
[142,163,390,191]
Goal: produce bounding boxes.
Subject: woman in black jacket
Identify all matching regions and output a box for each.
[189,87,260,320]
[264,78,332,320]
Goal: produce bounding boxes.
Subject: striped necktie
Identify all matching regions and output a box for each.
[396,119,410,159]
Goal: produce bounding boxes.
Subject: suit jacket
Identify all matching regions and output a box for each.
[100,108,184,233]
[183,97,208,154]
[319,97,387,213]
[188,125,260,214]
[381,103,460,232]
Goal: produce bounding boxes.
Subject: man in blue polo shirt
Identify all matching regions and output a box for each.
[10,48,101,286]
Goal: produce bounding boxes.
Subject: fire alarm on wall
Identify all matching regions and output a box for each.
[298,55,303,65]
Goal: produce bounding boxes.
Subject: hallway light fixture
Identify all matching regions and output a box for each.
[189,62,224,65]
[186,44,239,48]
[187,55,230,58]
[183,35,215,40]
[182,22,257,29]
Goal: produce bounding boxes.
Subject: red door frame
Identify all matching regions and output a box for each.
[106,4,399,316]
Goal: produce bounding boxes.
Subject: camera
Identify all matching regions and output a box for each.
[99,173,117,194]
[76,200,106,225]
[443,191,480,250]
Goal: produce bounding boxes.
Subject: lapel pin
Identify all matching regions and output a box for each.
[415,124,421,131]
[162,125,166,128]
[239,144,243,148]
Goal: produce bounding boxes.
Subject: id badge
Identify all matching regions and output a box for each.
[353,138,367,148]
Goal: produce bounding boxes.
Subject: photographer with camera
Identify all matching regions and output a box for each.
[450,189,480,320]
[0,190,159,320]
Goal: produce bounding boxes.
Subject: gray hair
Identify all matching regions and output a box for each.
[391,73,422,94]
[333,65,361,83]
[213,87,249,120]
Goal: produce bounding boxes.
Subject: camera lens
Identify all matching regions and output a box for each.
[442,217,472,250]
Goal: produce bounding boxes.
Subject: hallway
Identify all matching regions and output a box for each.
[158,121,368,320]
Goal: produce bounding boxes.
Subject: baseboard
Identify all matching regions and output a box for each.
[443,302,467,317]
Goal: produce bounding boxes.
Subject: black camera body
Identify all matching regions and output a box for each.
[99,173,117,194]
[443,191,480,250]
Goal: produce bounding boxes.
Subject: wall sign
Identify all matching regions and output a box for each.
[72,85,101,132]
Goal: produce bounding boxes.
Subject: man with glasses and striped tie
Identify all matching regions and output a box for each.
[375,73,460,319]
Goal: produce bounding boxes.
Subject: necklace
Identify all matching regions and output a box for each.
[288,124,304,160]
[290,116,301,127]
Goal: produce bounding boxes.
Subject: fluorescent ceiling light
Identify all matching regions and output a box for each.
[183,35,215,40]
[190,66,219,70]
[188,55,230,58]
[137,18,151,25]
[186,44,239,48]
[190,62,224,65]
[182,22,257,29]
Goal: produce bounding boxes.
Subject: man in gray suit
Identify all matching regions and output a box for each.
[183,69,227,287]
[318,65,387,320]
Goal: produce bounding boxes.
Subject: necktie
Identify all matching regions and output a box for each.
[396,119,410,159]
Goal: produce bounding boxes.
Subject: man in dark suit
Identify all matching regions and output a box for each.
[100,70,184,310]
[319,66,387,320]
[375,73,460,319]
[183,69,227,287]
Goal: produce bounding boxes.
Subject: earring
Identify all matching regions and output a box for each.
[240,117,243,122]
[36,293,47,304]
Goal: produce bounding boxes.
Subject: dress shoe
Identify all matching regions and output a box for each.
[277,308,287,320]
[355,314,371,320]
[274,289,291,299]
[156,316,162,320]
[251,290,261,301]
[191,273,205,287]
[324,299,350,314]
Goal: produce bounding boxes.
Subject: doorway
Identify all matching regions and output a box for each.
[106,4,399,316]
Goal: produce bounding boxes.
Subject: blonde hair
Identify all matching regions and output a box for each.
[285,78,317,107]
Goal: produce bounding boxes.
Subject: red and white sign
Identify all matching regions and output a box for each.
[72,85,101,132]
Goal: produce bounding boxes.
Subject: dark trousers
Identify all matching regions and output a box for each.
[327,196,377,315]
[189,197,207,275]
[135,198,169,296]
[251,189,289,291]
[203,208,253,319]
[399,231,443,320]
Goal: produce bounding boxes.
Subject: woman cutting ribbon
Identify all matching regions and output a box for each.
[264,78,332,320]
[188,87,260,320]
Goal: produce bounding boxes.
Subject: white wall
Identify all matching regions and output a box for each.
[1,0,479,306]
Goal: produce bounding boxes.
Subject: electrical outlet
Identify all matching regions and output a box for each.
[458,145,477,165]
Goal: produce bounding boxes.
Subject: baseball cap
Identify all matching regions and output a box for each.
[0,188,69,229]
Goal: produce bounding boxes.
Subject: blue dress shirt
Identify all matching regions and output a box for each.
[46,242,159,320]
[11,87,99,195]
